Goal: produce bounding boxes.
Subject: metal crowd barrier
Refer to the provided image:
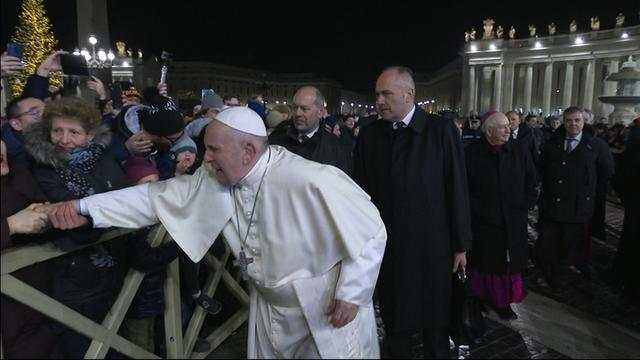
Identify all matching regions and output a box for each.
[0,225,249,359]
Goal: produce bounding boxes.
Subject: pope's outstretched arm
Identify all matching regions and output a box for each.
[47,184,158,230]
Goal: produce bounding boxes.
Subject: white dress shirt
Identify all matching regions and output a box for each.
[392,105,416,130]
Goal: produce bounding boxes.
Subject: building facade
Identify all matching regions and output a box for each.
[461,24,640,122]
[137,60,369,114]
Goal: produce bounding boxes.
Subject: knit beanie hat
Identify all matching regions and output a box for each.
[125,156,159,184]
[138,107,185,136]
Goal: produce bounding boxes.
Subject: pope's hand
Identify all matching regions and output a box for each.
[46,200,89,230]
[326,299,358,328]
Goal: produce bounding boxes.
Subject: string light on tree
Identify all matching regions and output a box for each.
[9,0,60,97]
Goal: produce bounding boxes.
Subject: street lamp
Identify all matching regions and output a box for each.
[79,34,114,68]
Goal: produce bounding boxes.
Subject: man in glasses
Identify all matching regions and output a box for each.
[1,96,45,165]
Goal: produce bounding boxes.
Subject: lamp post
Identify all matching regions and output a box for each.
[75,34,115,69]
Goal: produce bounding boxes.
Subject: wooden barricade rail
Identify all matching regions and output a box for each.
[0,225,248,359]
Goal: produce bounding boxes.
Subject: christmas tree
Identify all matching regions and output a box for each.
[9,0,60,98]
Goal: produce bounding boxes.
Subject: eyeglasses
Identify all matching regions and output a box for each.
[15,107,43,118]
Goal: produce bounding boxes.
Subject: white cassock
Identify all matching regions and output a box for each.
[79,145,386,359]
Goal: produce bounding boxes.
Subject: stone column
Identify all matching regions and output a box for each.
[542,62,554,116]
[76,0,110,49]
[523,64,533,113]
[582,59,596,110]
[502,63,515,111]
[467,65,476,115]
[562,61,574,108]
[480,66,493,113]
[493,64,503,111]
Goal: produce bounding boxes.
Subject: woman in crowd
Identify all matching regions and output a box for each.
[465,111,538,320]
[24,97,131,358]
[1,140,61,358]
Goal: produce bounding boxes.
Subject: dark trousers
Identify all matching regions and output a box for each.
[536,221,587,286]
[386,327,449,359]
[179,252,200,297]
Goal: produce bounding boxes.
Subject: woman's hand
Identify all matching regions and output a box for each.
[7,204,49,235]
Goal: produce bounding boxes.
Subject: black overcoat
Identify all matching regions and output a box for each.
[269,119,353,176]
[465,138,538,274]
[539,127,614,224]
[353,107,472,332]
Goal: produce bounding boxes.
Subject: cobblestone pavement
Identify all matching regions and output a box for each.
[207,202,635,359]
[524,202,640,333]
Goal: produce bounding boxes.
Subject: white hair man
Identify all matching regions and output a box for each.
[44,107,386,358]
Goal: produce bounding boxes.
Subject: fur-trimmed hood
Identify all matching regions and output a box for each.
[24,121,112,169]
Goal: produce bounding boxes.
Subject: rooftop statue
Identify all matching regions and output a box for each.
[570,20,578,33]
[615,13,625,27]
[115,41,126,57]
[483,18,496,39]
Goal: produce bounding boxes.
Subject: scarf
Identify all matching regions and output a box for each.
[55,141,106,198]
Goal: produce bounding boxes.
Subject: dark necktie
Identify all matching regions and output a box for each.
[392,121,406,131]
[298,134,310,143]
[565,138,576,153]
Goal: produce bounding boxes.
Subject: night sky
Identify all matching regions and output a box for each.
[2,0,637,93]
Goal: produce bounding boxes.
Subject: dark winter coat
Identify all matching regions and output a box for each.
[269,118,353,176]
[24,122,130,306]
[539,126,614,224]
[1,164,61,358]
[1,122,27,166]
[514,123,540,166]
[465,138,538,274]
[612,134,640,295]
[354,106,472,332]
[125,237,179,319]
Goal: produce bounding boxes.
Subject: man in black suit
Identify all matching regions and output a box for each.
[536,106,614,288]
[354,66,472,358]
[269,86,353,176]
[507,110,539,166]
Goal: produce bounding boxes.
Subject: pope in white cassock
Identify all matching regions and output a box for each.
[46,107,387,359]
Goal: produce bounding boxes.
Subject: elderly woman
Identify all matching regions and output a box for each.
[24,97,130,358]
[464,112,538,320]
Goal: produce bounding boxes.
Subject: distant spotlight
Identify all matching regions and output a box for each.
[283,101,287,105]
[489,43,497,50]
[341,101,345,105]
[97,49,107,62]
[534,41,543,49]
[470,44,478,52]
[275,101,280,104]
[107,50,115,61]
[88,35,97,45]
[122,61,130,67]
[80,49,91,61]
[574,36,584,45]
[621,32,629,39]
[350,103,354,107]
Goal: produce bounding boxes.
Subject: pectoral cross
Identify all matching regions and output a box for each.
[233,248,254,281]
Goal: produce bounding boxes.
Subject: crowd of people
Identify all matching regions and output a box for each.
[1,51,639,359]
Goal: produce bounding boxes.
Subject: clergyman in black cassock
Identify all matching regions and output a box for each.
[354,67,472,358]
